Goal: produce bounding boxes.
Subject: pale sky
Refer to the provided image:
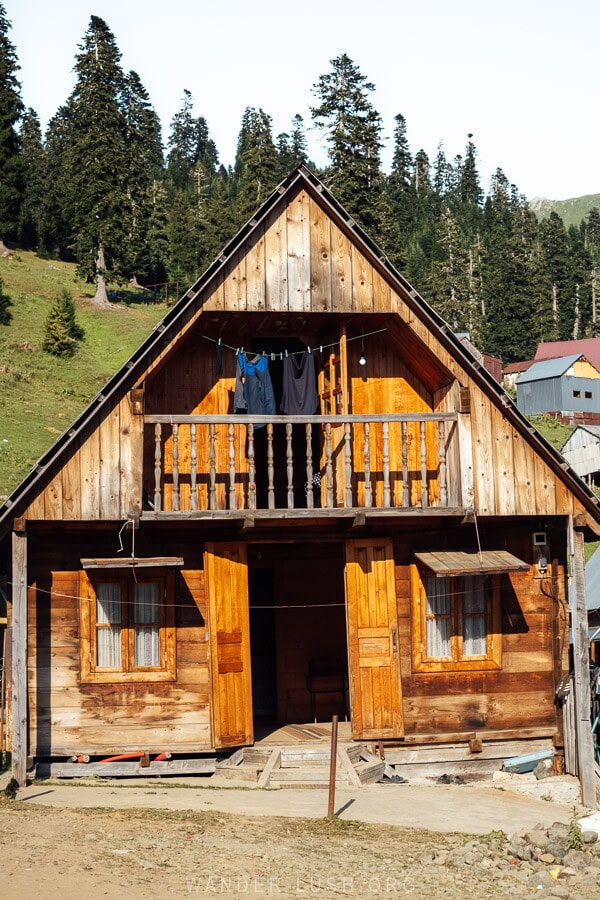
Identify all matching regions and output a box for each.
[6,0,600,201]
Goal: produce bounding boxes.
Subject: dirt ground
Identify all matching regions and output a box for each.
[0,795,597,900]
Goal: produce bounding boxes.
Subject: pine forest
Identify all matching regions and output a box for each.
[2,9,600,366]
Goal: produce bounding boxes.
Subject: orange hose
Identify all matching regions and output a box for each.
[99,752,145,763]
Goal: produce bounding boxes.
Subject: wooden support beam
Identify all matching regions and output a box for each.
[457,412,475,511]
[571,525,597,808]
[11,529,28,787]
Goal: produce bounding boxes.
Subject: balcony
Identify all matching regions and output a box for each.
[143,413,464,519]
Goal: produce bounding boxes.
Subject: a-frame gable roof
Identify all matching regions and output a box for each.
[1,165,599,537]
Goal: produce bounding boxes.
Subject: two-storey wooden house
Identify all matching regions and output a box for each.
[1,167,598,794]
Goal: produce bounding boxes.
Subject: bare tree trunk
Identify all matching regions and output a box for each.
[91,243,111,307]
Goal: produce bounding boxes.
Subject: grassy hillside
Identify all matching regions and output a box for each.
[526,415,573,450]
[0,250,168,499]
[529,194,600,228]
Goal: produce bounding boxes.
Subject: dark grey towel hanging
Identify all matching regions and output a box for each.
[281,353,318,414]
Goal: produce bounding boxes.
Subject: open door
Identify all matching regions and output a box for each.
[345,538,403,739]
[205,542,253,748]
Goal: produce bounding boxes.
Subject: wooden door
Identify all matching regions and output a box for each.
[345,538,404,739]
[205,542,253,748]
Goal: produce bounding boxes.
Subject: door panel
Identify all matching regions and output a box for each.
[205,542,253,748]
[345,539,403,739]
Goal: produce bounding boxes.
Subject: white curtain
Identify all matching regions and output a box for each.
[425,576,451,658]
[96,583,122,667]
[463,576,487,656]
[134,582,160,667]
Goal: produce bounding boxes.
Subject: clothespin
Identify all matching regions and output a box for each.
[319,345,323,353]
[285,349,288,358]
[217,337,222,347]
[235,347,239,356]
[307,346,311,354]
[271,353,275,361]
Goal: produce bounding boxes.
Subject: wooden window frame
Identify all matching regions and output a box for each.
[79,569,176,683]
[410,564,501,673]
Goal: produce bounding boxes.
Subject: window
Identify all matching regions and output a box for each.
[573,390,581,399]
[79,571,176,683]
[585,391,593,400]
[410,565,501,672]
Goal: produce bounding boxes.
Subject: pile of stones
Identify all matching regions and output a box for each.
[421,822,600,896]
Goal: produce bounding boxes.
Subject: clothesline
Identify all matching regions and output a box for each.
[201,327,387,361]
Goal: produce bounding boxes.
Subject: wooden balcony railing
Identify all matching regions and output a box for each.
[143,413,461,515]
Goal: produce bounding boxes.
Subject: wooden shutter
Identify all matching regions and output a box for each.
[345,538,403,739]
[205,542,253,748]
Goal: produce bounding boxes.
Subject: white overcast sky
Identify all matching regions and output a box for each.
[6,0,599,201]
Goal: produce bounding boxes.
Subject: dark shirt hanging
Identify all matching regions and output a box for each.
[234,354,276,426]
[281,353,318,415]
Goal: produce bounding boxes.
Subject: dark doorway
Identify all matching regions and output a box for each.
[249,568,277,722]
[248,543,349,726]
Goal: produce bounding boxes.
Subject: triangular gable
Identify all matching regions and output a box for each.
[1,165,600,536]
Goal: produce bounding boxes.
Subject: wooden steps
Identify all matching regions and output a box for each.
[213,743,384,788]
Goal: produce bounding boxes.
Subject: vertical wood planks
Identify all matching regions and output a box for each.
[11,529,27,786]
[265,205,288,310]
[491,404,516,516]
[61,444,81,519]
[120,394,144,519]
[245,225,266,310]
[286,190,311,311]
[79,425,100,520]
[330,222,352,311]
[470,394,496,514]
[223,248,247,310]
[351,243,373,312]
[512,431,537,516]
[99,404,120,518]
[309,197,332,311]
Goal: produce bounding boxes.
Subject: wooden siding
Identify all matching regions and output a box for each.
[19,183,587,523]
[27,533,210,755]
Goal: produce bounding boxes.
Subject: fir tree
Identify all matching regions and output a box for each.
[459,135,483,207]
[311,53,384,235]
[540,211,575,340]
[426,206,471,332]
[63,16,129,304]
[39,104,75,257]
[201,174,236,265]
[18,108,44,247]
[584,208,600,330]
[384,113,414,267]
[122,70,165,282]
[42,289,84,357]
[0,273,11,325]
[0,2,23,243]
[233,107,279,225]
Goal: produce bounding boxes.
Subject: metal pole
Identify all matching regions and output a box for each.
[327,714,339,817]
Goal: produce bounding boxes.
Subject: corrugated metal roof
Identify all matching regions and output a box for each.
[537,338,600,371]
[503,360,536,375]
[518,354,583,384]
[586,547,600,611]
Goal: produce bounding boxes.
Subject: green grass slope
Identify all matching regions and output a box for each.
[529,194,600,228]
[0,250,168,499]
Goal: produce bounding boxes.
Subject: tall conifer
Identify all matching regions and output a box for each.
[311,54,384,235]
[0,2,23,243]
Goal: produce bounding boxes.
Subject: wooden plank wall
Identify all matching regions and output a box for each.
[21,184,587,522]
[23,393,143,523]
[27,530,210,755]
[393,527,560,737]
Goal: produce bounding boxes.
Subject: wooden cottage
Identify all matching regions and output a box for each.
[1,166,599,796]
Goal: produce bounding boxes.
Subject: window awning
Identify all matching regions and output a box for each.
[413,550,530,578]
[81,557,184,569]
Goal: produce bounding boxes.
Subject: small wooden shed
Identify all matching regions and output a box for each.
[0,167,598,798]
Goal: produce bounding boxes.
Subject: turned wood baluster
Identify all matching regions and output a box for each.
[154,423,162,511]
[305,423,314,509]
[172,423,180,511]
[286,422,294,509]
[344,422,353,508]
[190,423,197,510]
[363,422,371,508]
[209,423,216,510]
[267,423,275,510]
[228,423,236,510]
[401,421,409,508]
[325,423,334,509]
[383,421,391,508]
[248,423,256,511]
[420,420,428,508]
[439,421,447,506]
